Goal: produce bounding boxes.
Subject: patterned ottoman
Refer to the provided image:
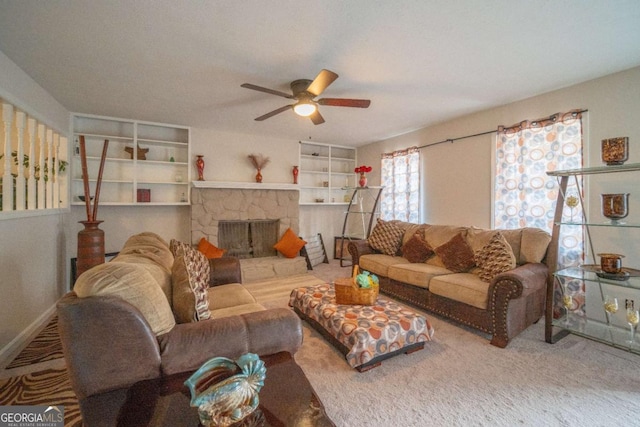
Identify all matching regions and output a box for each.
[289,283,434,372]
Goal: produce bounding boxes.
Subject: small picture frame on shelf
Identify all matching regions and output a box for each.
[137,189,151,202]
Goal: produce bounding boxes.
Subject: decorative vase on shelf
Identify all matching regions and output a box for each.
[196,155,205,181]
[359,173,368,188]
[292,166,299,184]
[255,168,262,183]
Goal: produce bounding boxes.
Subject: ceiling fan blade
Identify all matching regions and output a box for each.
[309,110,325,125]
[255,105,293,121]
[241,83,294,99]
[306,69,339,97]
[318,98,371,108]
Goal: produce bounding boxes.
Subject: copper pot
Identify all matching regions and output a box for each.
[598,253,624,274]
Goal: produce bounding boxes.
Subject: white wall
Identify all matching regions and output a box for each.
[0,50,71,357]
[358,66,640,268]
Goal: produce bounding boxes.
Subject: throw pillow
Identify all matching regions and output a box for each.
[170,241,211,323]
[401,232,434,263]
[273,228,306,258]
[474,232,517,282]
[198,237,226,259]
[433,232,475,273]
[368,219,405,256]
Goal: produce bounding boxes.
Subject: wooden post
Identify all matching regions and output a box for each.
[46,129,53,209]
[37,124,45,209]
[15,111,26,210]
[2,103,14,212]
[27,118,36,210]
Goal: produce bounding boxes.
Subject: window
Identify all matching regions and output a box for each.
[495,110,584,270]
[380,147,419,222]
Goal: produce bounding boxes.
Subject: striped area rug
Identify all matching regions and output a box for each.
[7,316,64,369]
[0,368,82,426]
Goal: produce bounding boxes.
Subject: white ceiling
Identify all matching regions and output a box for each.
[1,1,639,147]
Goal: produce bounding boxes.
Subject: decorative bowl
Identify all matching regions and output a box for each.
[601,193,629,222]
[601,137,628,165]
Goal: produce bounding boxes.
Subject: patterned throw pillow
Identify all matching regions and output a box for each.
[368,219,405,256]
[433,232,475,273]
[170,240,211,323]
[474,232,517,282]
[401,232,434,263]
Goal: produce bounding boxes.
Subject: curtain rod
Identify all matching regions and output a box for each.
[416,108,589,151]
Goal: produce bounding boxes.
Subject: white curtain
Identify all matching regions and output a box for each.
[380,147,419,222]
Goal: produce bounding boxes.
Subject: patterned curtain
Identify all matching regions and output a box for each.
[496,110,584,316]
[380,147,419,222]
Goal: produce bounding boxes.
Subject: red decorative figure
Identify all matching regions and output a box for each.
[196,155,205,181]
[292,165,299,184]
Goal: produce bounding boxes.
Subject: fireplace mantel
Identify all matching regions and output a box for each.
[191,181,299,191]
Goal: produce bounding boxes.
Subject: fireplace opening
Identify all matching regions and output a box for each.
[218,219,279,258]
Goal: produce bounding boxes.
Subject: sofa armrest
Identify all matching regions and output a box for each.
[488,262,548,347]
[209,256,242,286]
[56,292,162,400]
[157,308,303,375]
[347,239,376,266]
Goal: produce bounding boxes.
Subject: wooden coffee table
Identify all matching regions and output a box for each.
[79,352,335,426]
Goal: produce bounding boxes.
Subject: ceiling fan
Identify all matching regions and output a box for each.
[241,69,370,125]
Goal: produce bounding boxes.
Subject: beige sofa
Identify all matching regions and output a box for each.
[348,222,551,347]
[57,232,302,409]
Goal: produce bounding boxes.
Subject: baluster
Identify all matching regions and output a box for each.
[46,129,53,209]
[2,103,14,212]
[53,133,59,208]
[27,118,36,209]
[59,136,67,207]
[37,124,45,209]
[15,111,26,210]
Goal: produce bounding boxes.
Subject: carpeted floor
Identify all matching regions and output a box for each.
[3,260,640,426]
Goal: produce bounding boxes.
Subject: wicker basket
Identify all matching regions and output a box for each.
[334,277,379,305]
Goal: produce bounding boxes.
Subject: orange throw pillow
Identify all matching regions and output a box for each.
[273,228,306,258]
[197,237,226,259]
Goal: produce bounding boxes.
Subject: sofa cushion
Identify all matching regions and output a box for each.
[273,228,307,258]
[429,273,491,310]
[466,227,499,253]
[401,232,434,263]
[197,237,226,259]
[520,227,551,264]
[500,229,523,265]
[433,232,476,273]
[474,232,517,282]
[171,243,212,323]
[368,219,405,256]
[74,262,176,335]
[207,283,258,310]
[211,303,267,319]
[359,254,410,277]
[388,263,451,289]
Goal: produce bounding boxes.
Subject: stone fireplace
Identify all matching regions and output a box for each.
[190,183,300,254]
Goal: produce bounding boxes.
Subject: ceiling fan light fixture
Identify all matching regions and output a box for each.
[293,101,317,117]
